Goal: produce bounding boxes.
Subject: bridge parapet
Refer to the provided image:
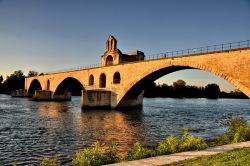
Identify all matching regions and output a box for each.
[41,40,250,75]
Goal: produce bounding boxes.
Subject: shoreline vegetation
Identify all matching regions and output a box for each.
[0,70,248,99]
[12,114,250,166]
[144,80,248,99]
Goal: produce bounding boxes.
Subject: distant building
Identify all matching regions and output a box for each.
[101,35,145,66]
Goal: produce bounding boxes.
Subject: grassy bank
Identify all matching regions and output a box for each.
[168,147,250,166]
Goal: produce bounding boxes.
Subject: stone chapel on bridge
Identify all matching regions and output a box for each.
[101,35,145,66]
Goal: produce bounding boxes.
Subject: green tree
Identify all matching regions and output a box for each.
[144,82,157,97]
[0,75,3,93]
[2,70,25,94]
[11,70,24,78]
[173,80,186,97]
[205,83,220,98]
[173,80,186,89]
[28,70,38,77]
[0,75,3,84]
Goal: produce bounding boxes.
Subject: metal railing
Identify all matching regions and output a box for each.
[44,63,101,75]
[144,40,250,61]
[44,40,250,75]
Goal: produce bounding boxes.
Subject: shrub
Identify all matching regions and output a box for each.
[124,142,155,161]
[40,156,58,166]
[178,128,208,151]
[13,161,17,166]
[156,128,207,155]
[72,142,119,166]
[215,133,231,145]
[216,116,250,145]
[104,141,120,164]
[156,135,178,155]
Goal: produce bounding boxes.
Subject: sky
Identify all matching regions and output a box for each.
[0,0,249,92]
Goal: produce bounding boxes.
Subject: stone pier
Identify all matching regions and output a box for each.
[32,90,71,101]
[81,90,144,109]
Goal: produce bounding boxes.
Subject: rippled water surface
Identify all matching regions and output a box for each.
[0,94,249,165]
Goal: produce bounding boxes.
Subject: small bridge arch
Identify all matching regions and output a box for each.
[28,79,42,95]
[53,77,84,99]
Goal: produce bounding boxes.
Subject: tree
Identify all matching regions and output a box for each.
[144,82,157,97]
[0,75,3,84]
[173,80,186,97]
[2,70,25,94]
[205,84,220,98]
[0,75,3,92]
[28,70,38,77]
[11,70,24,78]
[173,80,186,89]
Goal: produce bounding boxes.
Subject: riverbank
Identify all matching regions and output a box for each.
[106,141,250,166]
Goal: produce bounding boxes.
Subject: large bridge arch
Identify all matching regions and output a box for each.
[116,58,250,108]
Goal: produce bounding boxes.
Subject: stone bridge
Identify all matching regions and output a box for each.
[25,36,250,109]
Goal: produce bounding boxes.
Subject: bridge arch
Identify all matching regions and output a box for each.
[54,77,84,97]
[28,79,42,94]
[117,62,249,108]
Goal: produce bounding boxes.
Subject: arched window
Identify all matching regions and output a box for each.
[113,72,121,84]
[89,75,94,86]
[106,55,114,66]
[47,80,50,90]
[100,73,106,88]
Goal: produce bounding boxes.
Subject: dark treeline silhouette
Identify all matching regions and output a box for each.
[144,80,248,99]
[0,70,39,94]
[0,70,25,94]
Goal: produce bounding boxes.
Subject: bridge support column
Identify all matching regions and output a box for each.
[81,90,111,109]
[81,90,144,109]
[11,89,30,97]
[116,92,144,109]
[32,90,52,100]
[32,90,71,101]
[52,92,71,101]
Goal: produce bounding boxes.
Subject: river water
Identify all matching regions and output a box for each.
[0,94,249,165]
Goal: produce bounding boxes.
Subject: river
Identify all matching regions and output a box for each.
[0,94,249,165]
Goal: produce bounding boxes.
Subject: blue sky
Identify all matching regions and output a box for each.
[0,0,249,91]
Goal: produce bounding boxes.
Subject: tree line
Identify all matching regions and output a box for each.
[144,80,248,99]
[0,71,248,98]
[0,70,39,94]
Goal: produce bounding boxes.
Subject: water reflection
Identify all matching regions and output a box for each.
[79,109,145,153]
